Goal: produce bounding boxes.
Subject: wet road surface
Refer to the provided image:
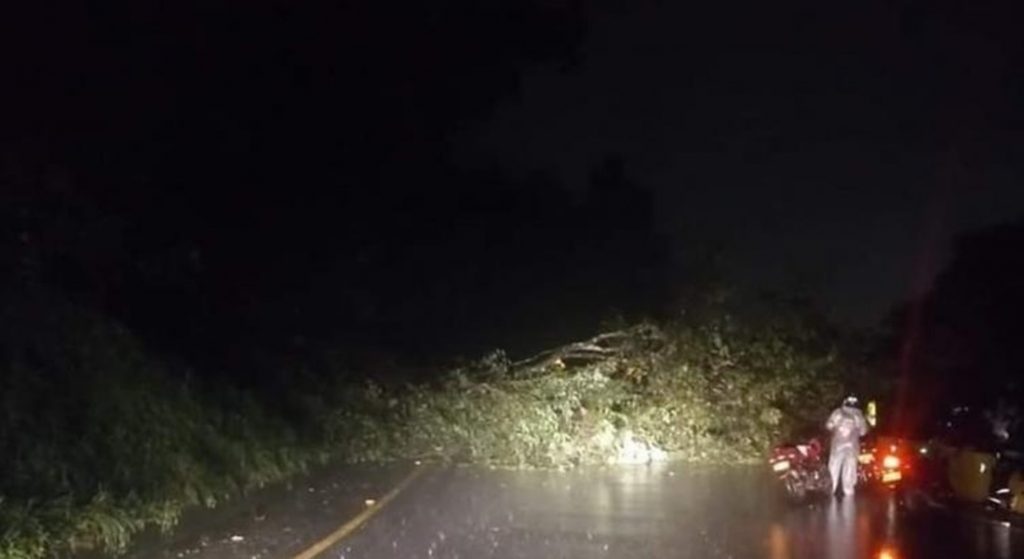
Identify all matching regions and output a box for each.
[128,461,1024,559]
[109,462,414,559]
[331,463,1024,559]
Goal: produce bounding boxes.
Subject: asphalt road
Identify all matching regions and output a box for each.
[130,462,1024,559]
[331,463,1024,559]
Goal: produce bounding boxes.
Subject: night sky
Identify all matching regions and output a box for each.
[4,0,1024,373]
[458,1,1024,324]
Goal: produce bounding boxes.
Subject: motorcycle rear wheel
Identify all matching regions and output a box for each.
[784,476,808,502]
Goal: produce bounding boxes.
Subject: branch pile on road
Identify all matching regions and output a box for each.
[320,320,844,468]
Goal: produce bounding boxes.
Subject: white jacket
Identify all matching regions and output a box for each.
[826,405,868,453]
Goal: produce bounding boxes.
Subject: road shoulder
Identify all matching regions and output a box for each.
[77,460,420,559]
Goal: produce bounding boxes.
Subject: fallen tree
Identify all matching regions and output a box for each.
[318,319,845,467]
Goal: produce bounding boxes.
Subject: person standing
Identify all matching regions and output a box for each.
[826,395,869,496]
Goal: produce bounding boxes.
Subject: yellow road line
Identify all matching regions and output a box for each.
[290,463,429,559]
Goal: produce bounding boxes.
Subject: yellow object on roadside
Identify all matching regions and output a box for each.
[1009,471,1024,514]
[947,450,995,503]
[867,401,877,427]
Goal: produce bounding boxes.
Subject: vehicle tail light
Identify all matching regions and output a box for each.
[772,459,791,472]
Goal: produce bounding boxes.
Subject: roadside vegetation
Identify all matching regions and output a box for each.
[0,291,333,558]
[0,290,847,558]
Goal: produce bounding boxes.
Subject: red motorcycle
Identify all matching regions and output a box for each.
[769,438,833,501]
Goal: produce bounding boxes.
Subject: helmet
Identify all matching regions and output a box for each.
[843,395,859,407]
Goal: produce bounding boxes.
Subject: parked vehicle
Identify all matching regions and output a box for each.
[858,435,910,489]
[769,437,833,501]
[915,403,1024,514]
